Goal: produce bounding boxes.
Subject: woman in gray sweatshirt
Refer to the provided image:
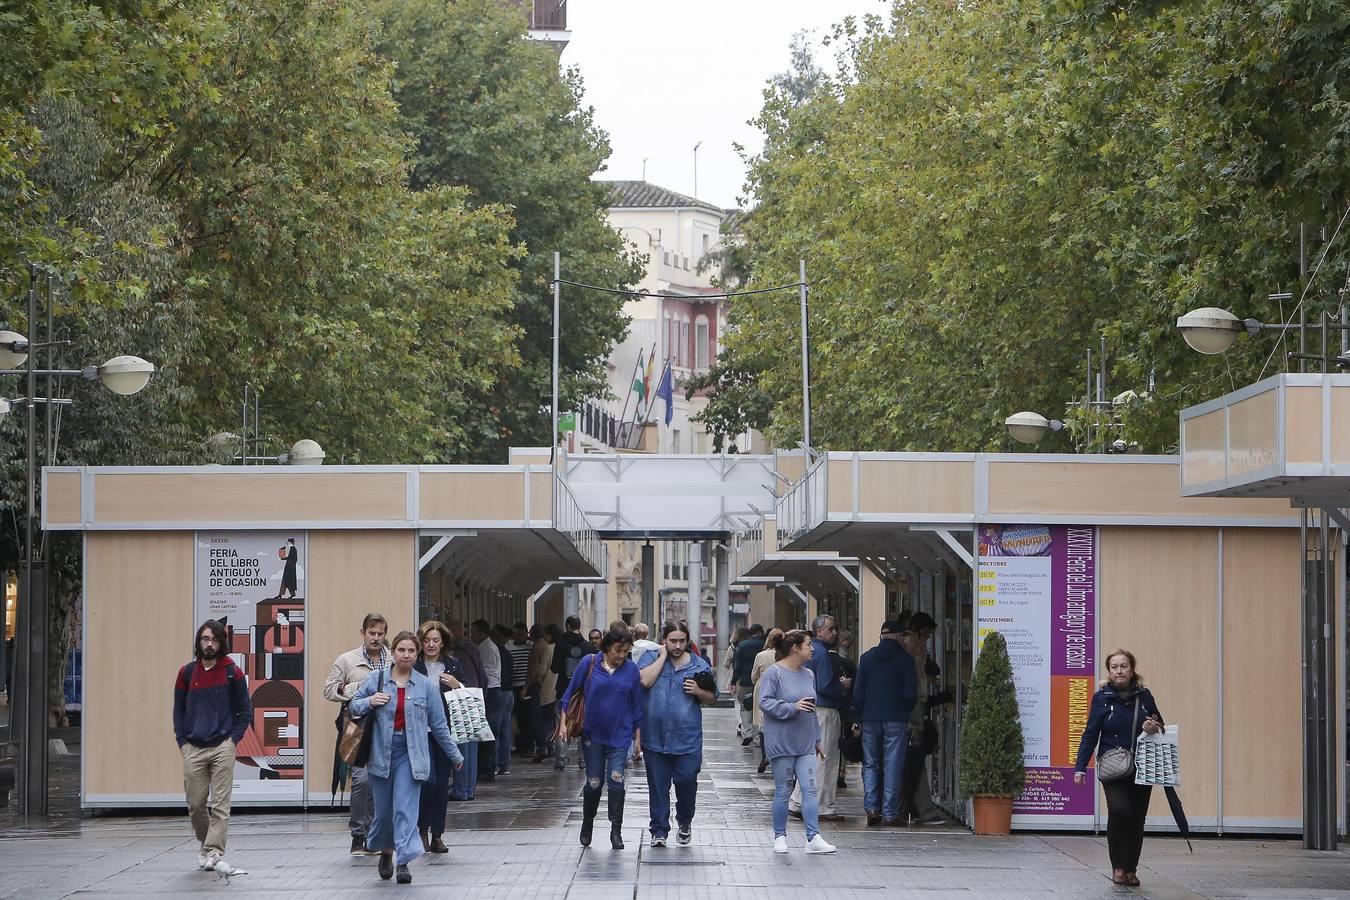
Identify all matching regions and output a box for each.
[759,629,837,855]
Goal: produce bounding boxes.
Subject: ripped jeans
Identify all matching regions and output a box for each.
[771,753,820,840]
[581,736,629,797]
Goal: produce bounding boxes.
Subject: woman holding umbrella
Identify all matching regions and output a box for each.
[1074,648,1164,886]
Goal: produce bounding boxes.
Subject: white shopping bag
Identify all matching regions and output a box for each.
[444,687,495,743]
[1135,724,1181,787]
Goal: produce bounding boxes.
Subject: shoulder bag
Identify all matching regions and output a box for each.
[339,666,383,768]
[556,653,598,740]
[1096,696,1140,783]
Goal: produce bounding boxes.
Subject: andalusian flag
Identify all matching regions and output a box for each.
[631,348,647,405]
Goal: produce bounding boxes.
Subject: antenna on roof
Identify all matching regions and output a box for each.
[642,157,648,181]
[693,141,702,199]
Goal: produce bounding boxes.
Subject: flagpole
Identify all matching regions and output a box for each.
[615,347,644,446]
[800,258,811,450]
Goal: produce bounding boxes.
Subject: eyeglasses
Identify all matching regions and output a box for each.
[199,636,221,644]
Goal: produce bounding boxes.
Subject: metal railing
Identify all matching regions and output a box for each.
[732,524,764,581]
[775,456,827,546]
[552,463,606,575]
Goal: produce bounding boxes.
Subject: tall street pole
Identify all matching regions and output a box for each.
[799,259,811,450]
[17,267,48,814]
[552,251,560,458]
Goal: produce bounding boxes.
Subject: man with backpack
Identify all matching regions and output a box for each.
[550,616,590,770]
[174,619,252,877]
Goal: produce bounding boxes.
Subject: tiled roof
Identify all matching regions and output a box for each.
[602,180,726,215]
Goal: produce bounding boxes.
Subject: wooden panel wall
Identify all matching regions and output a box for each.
[304,530,416,797]
[84,532,195,799]
[1099,527,1219,823]
[420,471,524,521]
[45,471,82,526]
[93,472,408,524]
[1220,528,1303,821]
[1182,411,1226,486]
[857,460,974,516]
[1283,387,1323,466]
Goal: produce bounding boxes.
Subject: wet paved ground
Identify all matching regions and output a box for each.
[1,705,1348,898]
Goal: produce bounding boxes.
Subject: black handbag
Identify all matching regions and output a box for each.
[1097,697,1140,783]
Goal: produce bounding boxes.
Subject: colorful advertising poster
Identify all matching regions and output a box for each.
[195,532,307,802]
[977,525,1096,822]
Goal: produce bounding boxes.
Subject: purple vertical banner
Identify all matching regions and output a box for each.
[1047,525,1096,816]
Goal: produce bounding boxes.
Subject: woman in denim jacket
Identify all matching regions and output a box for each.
[1073,648,1164,887]
[351,630,463,885]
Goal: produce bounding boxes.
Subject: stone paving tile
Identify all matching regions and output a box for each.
[3,707,1350,898]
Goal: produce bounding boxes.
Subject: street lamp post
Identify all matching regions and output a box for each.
[0,269,155,815]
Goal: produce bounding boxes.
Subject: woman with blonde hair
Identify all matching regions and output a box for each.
[750,628,784,774]
[1074,648,1164,886]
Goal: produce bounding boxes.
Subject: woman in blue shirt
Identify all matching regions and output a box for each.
[351,631,463,885]
[560,625,644,849]
[1073,648,1164,887]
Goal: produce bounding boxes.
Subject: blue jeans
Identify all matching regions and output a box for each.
[495,688,515,770]
[582,736,628,796]
[418,738,454,835]
[644,750,700,838]
[861,721,908,820]
[450,741,477,800]
[771,754,819,840]
[367,732,423,865]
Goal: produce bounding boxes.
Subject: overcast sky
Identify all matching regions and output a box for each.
[562,0,888,211]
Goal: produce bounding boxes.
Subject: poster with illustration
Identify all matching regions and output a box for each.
[195,532,307,803]
[977,525,1096,825]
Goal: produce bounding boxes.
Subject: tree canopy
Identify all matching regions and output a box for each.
[723,1,1350,453]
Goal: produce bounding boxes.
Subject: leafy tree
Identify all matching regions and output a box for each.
[371,0,642,458]
[958,631,1025,798]
[723,0,1350,454]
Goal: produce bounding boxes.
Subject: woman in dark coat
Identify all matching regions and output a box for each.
[414,620,465,854]
[1074,648,1164,886]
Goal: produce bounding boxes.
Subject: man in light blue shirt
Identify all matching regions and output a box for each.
[638,621,716,847]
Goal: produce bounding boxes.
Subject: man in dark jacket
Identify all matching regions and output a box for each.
[729,624,765,746]
[173,619,252,875]
[851,620,918,826]
[550,616,590,770]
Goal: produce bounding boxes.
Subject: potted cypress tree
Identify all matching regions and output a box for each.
[958,631,1025,834]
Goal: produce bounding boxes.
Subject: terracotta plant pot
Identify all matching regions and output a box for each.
[971,795,1014,835]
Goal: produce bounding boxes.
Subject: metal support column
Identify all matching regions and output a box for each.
[641,542,655,627]
[564,583,579,622]
[715,544,730,677]
[1302,507,1338,849]
[686,542,703,630]
[799,259,811,449]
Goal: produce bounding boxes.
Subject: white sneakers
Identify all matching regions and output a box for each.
[196,849,212,870]
[804,834,837,854]
[773,833,837,854]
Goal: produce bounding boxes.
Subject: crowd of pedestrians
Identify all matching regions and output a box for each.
[174,604,1161,884]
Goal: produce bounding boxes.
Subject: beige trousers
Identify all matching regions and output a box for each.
[789,707,840,815]
[182,740,235,856]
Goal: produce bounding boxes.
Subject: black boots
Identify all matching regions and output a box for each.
[608,789,625,849]
[579,785,602,848]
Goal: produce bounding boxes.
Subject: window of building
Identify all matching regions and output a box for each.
[681,319,690,367]
[702,233,710,256]
[694,315,709,370]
